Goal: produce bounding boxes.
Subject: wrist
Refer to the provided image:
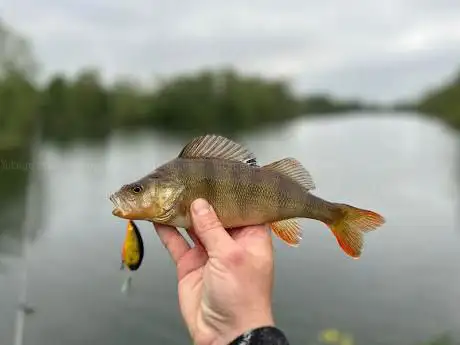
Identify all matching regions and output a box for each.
[212,313,275,345]
[228,326,289,345]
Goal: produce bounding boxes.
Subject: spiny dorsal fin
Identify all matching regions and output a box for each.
[263,158,315,191]
[270,218,302,247]
[178,134,257,166]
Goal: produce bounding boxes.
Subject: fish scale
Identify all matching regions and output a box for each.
[173,158,307,224]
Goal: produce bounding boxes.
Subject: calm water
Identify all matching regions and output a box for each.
[0,113,459,345]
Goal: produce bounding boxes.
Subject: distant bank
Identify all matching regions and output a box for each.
[0,18,459,152]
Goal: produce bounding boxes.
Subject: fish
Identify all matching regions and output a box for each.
[109,134,385,258]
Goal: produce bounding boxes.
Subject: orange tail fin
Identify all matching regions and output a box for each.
[327,203,385,258]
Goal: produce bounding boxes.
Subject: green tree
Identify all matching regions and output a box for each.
[0,18,39,81]
[0,18,39,150]
[40,68,111,142]
[68,69,110,139]
[0,70,38,149]
[39,74,70,140]
[108,78,152,128]
[152,69,298,134]
[418,69,460,128]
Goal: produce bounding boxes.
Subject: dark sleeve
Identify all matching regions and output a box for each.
[229,326,290,345]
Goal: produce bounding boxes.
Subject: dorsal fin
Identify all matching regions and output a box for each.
[263,157,315,191]
[178,134,257,166]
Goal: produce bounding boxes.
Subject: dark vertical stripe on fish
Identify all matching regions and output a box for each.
[273,176,286,218]
[247,166,263,218]
[231,163,245,220]
[204,160,217,207]
[176,158,188,182]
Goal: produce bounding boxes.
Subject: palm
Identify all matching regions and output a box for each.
[156,224,273,344]
[178,226,264,280]
[154,197,276,345]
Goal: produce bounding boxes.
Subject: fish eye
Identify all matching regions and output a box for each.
[131,184,143,194]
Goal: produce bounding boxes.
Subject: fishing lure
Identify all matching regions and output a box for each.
[120,220,144,294]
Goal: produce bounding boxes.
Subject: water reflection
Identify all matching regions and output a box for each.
[0,146,32,259]
[456,130,460,226]
[0,113,459,345]
[0,145,47,258]
[0,140,49,345]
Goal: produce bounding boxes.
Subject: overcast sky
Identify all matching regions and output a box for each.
[2,0,460,101]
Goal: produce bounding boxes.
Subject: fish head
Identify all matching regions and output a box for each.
[110,175,185,222]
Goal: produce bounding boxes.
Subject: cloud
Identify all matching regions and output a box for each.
[2,0,460,100]
[296,45,460,102]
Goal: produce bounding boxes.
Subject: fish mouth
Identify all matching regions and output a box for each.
[109,193,118,208]
[110,193,126,218]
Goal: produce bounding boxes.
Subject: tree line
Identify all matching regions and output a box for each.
[2,64,384,149]
[0,18,388,150]
[0,17,459,153]
[416,71,460,129]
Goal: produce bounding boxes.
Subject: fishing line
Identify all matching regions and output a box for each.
[121,272,133,294]
[13,224,30,345]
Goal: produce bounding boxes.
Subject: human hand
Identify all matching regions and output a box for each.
[154,198,275,345]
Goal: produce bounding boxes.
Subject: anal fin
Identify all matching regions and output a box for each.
[270,219,302,247]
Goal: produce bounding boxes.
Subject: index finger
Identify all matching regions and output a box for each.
[154,223,191,264]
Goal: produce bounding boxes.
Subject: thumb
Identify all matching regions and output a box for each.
[190,198,237,256]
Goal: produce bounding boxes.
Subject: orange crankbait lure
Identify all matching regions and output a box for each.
[120,220,144,293]
[121,220,144,271]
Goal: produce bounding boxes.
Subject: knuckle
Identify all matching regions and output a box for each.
[258,255,273,269]
[224,247,246,267]
[176,259,187,276]
[196,216,223,234]
[160,235,173,250]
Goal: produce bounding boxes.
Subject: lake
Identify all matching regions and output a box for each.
[0,112,459,345]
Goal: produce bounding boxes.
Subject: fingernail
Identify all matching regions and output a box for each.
[192,198,210,215]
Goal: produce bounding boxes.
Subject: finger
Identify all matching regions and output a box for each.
[176,245,208,281]
[154,223,191,264]
[237,224,274,256]
[227,227,243,239]
[190,198,237,257]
